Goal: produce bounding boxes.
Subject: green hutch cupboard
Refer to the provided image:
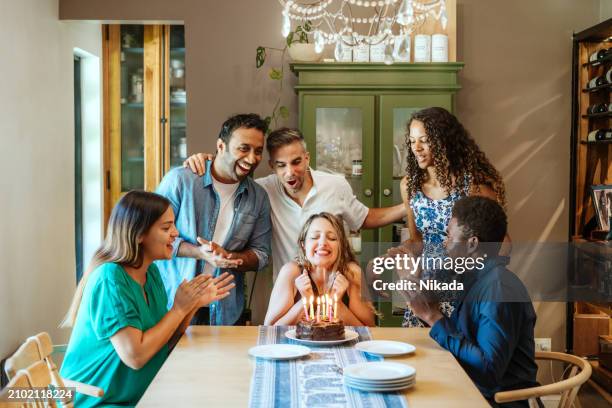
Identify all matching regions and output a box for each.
[291,62,464,326]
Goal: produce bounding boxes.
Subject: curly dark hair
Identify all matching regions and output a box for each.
[452,196,507,251]
[404,107,506,206]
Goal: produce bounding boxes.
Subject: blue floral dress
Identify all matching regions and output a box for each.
[402,186,469,327]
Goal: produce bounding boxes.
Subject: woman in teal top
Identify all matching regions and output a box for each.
[60,191,235,407]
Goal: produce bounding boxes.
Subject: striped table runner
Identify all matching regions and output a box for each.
[248,325,409,408]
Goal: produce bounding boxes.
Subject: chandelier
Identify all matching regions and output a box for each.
[279,0,448,63]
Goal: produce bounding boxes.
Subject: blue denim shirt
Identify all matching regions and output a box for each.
[155,161,271,325]
[429,257,538,408]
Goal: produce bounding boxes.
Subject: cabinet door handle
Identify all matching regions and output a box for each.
[364,188,373,197]
[383,188,391,197]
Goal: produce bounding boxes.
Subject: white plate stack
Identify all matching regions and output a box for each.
[343,362,416,392]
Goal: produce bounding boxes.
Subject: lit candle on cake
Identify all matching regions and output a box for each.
[326,294,332,320]
[333,294,338,320]
[309,296,314,320]
[302,297,309,321]
[321,294,326,319]
[316,296,321,323]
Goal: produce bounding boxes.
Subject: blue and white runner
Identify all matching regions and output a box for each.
[249,326,409,408]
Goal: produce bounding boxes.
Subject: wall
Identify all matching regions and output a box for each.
[0,0,101,358]
[602,0,612,21]
[57,1,602,347]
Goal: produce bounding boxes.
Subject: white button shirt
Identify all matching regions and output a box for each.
[256,169,369,280]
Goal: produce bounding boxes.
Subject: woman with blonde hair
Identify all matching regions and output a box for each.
[264,212,375,326]
[60,190,235,407]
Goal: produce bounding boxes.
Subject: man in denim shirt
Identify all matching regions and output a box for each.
[410,197,537,407]
[156,114,272,325]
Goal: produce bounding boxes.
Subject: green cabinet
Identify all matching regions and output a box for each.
[291,63,463,326]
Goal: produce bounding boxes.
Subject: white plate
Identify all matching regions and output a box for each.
[344,375,415,386]
[344,381,415,392]
[248,344,310,360]
[345,378,415,389]
[285,329,360,346]
[343,362,416,381]
[355,340,416,357]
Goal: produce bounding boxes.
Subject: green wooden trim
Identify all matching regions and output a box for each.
[294,84,462,92]
[290,62,465,73]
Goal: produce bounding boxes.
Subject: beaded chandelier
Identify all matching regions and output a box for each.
[279,0,448,63]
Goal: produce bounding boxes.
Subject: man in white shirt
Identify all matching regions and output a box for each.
[185,127,404,279]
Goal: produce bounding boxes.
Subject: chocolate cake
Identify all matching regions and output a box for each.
[296,318,345,341]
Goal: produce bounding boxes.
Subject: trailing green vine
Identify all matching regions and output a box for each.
[256,21,313,133]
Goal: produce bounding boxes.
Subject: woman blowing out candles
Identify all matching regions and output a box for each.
[60,191,235,407]
[264,212,375,326]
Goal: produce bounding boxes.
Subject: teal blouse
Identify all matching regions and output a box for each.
[60,262,169,407]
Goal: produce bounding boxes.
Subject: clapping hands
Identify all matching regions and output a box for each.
[196,237,243,269]
[172,272,236,316]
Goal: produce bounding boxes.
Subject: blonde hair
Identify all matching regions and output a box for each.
[61,191,170,328]
[295,212,358,286]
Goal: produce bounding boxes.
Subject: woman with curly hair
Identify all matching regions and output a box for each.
[400,106,507,327]
[264,212,375,326]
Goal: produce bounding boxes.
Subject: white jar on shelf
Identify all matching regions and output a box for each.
[431,34,449,62]
[336,36,353,62]
[353,43,370,62]
[370,42,386,62]
[414,34,431,62]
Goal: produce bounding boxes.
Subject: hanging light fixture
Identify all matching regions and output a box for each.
[278,0,448,64]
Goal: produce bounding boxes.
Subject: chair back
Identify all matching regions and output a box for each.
[4,340,40,381]
[4,333,84,407]
[0,372,35,408]
[494,351,592,408]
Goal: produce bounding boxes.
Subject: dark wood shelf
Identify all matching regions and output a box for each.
[583,83,612,93]
[580,139,612,145]
[582,112,612,119]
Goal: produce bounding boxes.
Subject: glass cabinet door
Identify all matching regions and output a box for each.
[378,94,453,324]
[105,24,187,214]
[120,25,145,192]
[301,95,376,255]
[166,26,187,170]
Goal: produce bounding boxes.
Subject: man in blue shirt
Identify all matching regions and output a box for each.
[409,196,538,407]
[155,113,272,326]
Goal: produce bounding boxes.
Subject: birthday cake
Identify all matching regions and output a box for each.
[296,318,345,341]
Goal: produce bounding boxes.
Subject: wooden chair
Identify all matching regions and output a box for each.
[494,351,592,408]
[0,371,35,408]
[4,333,103,403]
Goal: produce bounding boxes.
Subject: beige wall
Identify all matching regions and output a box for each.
[602,1,612,20]
[0,0,101,358]
[454,1,599,354]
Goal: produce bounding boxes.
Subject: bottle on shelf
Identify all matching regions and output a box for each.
[588,75,607,89]
[587,128,612,142]
[588,48,609,64]
[587,103,609,115]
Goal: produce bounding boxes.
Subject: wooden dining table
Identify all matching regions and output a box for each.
[138,326,489,407]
